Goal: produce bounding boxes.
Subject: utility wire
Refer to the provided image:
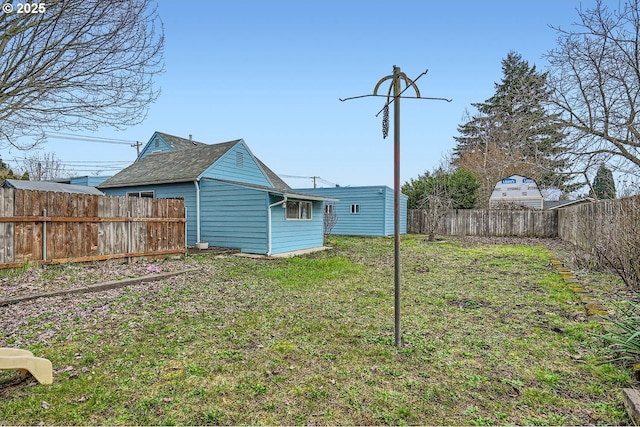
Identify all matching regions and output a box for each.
[44,132,136,145]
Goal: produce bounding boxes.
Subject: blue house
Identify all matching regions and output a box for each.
[295,186,407,237]
[99,132,335,255]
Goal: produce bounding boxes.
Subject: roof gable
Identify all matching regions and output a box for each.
[99,133,291,191]
[100,140,241,188]
[201,140,276,188]
[138,131,206,160]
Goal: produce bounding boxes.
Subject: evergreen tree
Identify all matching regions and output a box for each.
[591,164,616,199]
[0,158,28,180]
[402,168,480,209]
[453,51,574,200]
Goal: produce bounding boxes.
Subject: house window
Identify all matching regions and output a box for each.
[351,204,360,214]
[286,201,312,220]
[324,204,334,214]
[154,138,159,148]
[236,152,244,168]
[127,191,154,198]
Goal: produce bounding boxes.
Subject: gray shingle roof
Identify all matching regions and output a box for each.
[255,158,290,191]
[99,140,241,188]
[154,132,206,150]
[2,179,104,195]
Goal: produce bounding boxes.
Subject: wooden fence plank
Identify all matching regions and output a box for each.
[408,208,559,238]
[0,190,186,268]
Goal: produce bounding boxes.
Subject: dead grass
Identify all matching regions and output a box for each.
[0,235,633,425]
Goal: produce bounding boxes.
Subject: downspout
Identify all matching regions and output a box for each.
[194,179,201,244]
[267,195,287,256]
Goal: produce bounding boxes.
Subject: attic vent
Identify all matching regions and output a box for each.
[236,152,244,168]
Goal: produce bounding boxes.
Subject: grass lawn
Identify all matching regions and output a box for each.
[0,235,634,425]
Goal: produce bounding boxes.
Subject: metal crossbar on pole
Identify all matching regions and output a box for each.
[340,65,451,347]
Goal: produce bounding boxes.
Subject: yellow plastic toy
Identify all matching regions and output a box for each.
[0,347,53,384]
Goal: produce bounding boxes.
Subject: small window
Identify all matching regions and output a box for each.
[236,152,244,168]
[324,204,334,214]
[127,191,154,198]
[154,138,160,148]
[350,204,360,214]
[286,201,312,220]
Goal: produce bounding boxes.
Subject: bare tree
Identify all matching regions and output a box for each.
[0,0,164,149]
[412,174,453,242]
[546,0,640,179]
[18,152,68,181]
[418,193,452,242]
[323,204,337,244]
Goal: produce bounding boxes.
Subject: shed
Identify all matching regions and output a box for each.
[55,176,113,187]
[294,186,407,236]
[99,131,335,255]
[1,179,104,195]
[543,197,595,210]
[489,175,543,210]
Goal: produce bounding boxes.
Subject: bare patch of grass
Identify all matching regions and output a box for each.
[0,235,633,425]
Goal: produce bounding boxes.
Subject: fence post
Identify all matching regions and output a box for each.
[127,210,132,264]
[42,209,47,262]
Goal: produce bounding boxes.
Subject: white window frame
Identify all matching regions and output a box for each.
[324,204,334,214]
[286,200,312,220]
[350,204,360,214]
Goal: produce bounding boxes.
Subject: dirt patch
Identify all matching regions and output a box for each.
[446,297,489,309]
[0,257,199,299]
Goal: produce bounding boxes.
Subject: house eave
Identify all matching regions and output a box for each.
[281,192,339,203]
[99,178,196,189]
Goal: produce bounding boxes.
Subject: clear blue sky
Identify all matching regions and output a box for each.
[3,0,595,188]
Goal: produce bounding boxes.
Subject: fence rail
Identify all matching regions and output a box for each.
[407,208,559,237]
[0,188,186,268]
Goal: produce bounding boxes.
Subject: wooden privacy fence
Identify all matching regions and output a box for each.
[558,196,640,251]
[407,208,559,238]
[0,188,186,268]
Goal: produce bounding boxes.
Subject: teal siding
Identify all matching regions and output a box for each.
[101,182,195,243]
[70,176,112,187]
[203,142,272,186]
[296,186,407,236]
[199,179,269,254]
[103,180,325,254]
[382,187,408,235]
[138,133,175,159]
[270,196,324,254]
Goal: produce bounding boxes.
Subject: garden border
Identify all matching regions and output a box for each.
[0,268,198,306]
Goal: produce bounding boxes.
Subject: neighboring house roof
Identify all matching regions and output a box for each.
[99,140,242,188]
[2,179,104,195]
[544,198,595,210]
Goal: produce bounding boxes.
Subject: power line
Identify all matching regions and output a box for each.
[44,132,136,145]
[279,174,338,188]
